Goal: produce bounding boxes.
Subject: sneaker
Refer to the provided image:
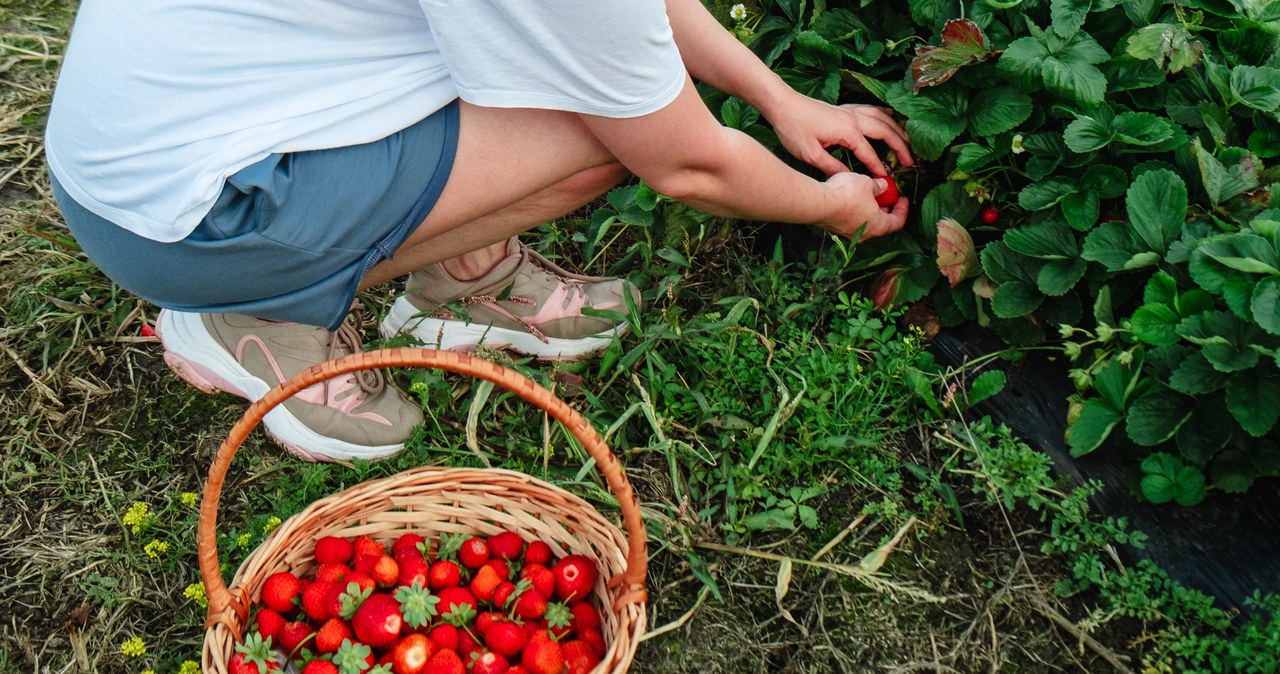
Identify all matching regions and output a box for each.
[155,309,423,462]
[380,238,640,360]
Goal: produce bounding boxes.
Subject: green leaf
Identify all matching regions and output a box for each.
[1003,221,1079,260]
[1061,190,1101,230]
[1169,352,1231,394]
[1038,259,1088,296]
[1113,112,1175,146]
[721,97,760,129]
[1131,304,1182,345]
[1043,54,1109,105]
[886,84,969,161]
[1144,270,1179,307]
[1094,356,1142,410]
[1176,397,1234,461]
[981,240,1038,283]
[1194,141,1261,206]
[1179,311,1263,372]
[1140,453,1207,505]
[992,280,1045,317]
[1082,221,1144,271]
[1252,277,1280,334]
[921,181,981,234]
[1230,65,1280,111]
[997,36,1050,89]
[1126,24,1205,73]
[1018,177,1078,211]
[1126,169,1188,255]
[1226,366,1280,435]
[955,143,999,172]
[968,370,1007,405]
[1051,0,1093,38]
[1080,164,1128,199]
[1127,386,1196,446]
[1064,115,1112,153]
[967,87,1033,136]
[1067,398,1124,456]
[793,30,843,72]
[743,508,796,531]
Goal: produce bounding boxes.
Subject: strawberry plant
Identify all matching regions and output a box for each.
[715,0,1280,502]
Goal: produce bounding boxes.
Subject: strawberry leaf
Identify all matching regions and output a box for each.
[911,19,995,92]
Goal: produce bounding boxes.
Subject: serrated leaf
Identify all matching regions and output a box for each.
[1061,190,1101,230]
[912,19,996,91]
[1064,115,1113,153]
[1080,164,1129,199]
[1019,177,1078,211]
[967,87,1033,136]
[721,97,760,129]
[1231,65,1280,111]
[1113,112,1175,146]
[1051,0,1094,38]
[1252,277,1280,334]
[1226,366,1280,435]
[1169,352,1231,394]
[981,240,1038,283]
[1043,56,1109,105]
[968,370,1007,405]
[1004,221,1079,260]
[1140,453,1207,505]
[1067,397,1124,456]
[886,84,969,161]
[997,35,1050,89]
[1176,398,1234,461]
[992,280,1044,317]
[1038,259,1088,296]
[1082,221,1143,271]
[1126,386,1195,445]
[955,143,999,172]
[1194,140,1261,206]
[1131,304,1182,345]
[1127,169,1188,255]
[1179,311,1263,372]
[1126,23,1205,72]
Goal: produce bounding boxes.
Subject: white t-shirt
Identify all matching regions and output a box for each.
[46,1,686,243]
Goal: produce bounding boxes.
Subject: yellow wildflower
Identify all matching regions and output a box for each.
[237,533,252,550]
[122,502,151,535]
[141,670,157,674]
[262,516,282,534]
[144,540,169,559]
[120,636,146,657]
[178,661,200,674]
[180,492,199,508]
[183,582,208,609]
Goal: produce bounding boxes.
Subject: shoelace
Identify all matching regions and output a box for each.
[324,306,383,398]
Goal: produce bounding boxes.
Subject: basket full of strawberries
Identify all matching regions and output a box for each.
[197,349,648,674]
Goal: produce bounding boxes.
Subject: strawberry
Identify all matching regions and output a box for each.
[371,555,400,588]
[436,587,478,621]
[569,603,599,634]
[302,580,334,622]
[333,640,375,674]
[276,620,315,658]
[470,564,504,604]
[492,582,517,610]
[392,533,427,559]
[475,610,504,637]
[562,640,600,674]
[354,535,386,560]
[577,627,606,658]
[457,537,490,569]
[231,633,281,674]
[483,619,527,658]
[314,536,354,565]
[398,556,431,588]
[457,629,479,657]
[253,607,287,643]
[486,532,524,561]
[395,582,441,630]
[390,632,434,674]
[139,323,157,338]
[427,623,459,652]
[506,667,531,674]
[422,649,464,674]
[428,561,461,590]
[470,650,509,674]
[523,541,552,567]
[353,593,405,648]
[261,571,302,615]
[300,660,339,674]
[550,556,597,604]
[521,631,564,674]
[512,588,548,620]
[980,205,999,225]
[520,565,555,602]
[315,563,351,584]
[544,602,573,641]
[329,579,373,621]
[483,558,512,583]
[874,175,900,208]
[314,618,354,654]
[354,554,382,574]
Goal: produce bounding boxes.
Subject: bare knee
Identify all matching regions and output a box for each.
[557,162,629,203]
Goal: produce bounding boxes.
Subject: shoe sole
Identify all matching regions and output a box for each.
[380,296,625,361]
[155,310,405,462]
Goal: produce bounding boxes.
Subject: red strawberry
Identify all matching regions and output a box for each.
[276,620,315,658]
[492,582,517,610]
[523,541,552,567]
[512,587,548,620]
[874,175,900,208]
[428,561,462,590]
[353,593,405,648]
[551,556,597,604]
[261,571,302,614]
[520,565,555,601]
[253,607,287,643]
[521,631,564,674]
[544,602,573,641]
[230,633,281,674]
[487,532,524,561]
[475,610,504,636]
[140,323,157,338]
[327,578,373,621]
[569,603,599,634]
[314,617,353,654]
[314,563,351,584]
[428,624,459,651]
[301,580,334,622]
[577,627,606,658]
[332,640,376,674]
[354,554,382,574]
[398,556,431,588]
[300,660,339,674]
[354,535,386,559]
[457,629,478,656]
[423,649,464,674]
[483,558,512,582]
[371,555,400,588]
[506,667,531,674]
[470,650,509,674]
[390,632,434,674]
[314,536,354,565]
[457,537,490,569]
[980,205,999,225]
[562,639,600,674]
[470,564,503,604]
[392,532,427,559]
[436,587,478,620]
[483,619,527,658]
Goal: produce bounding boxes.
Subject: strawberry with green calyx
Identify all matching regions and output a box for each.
[521,630,564,674]
[456,537,490,569]
[395,582,441,629]
[389,632,433,674]
[262,571,303,615]
[427,560,461,591]
[336,580,375,621]
[508,580,548,621]
[422,649,464,674]
[550,555,597,604]
[469,650,509,674]
[434,532,468,562]
[438,594,478,633]
[482,619,527,658]
[519,564,555,601]
[315,536,355,565]
[562,640,601,674]
[502,579,533,613]
[353,593,405,648]
[426,623,459,651]
[315,618,355,654]
[486,532,524,561]
[301,659,339,674]
[253,607,287,643]
[391,533,426,559]
[292,647,324,673]
[277,620,317,658]
[367,665,394,674]
[468,564,503,604]
[332,639,374,674]
[436,587,479,622]
[232,633,281,674]
[544,602,574,640]
[523,541,552,567]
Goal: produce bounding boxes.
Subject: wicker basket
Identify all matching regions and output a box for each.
[198,348,648,673]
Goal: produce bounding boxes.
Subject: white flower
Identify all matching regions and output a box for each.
[730,4,748,21]
[1011,133,1026,155]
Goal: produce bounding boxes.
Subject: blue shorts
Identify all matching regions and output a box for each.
[51,101,459,331]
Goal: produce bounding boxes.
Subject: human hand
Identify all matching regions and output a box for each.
[824,172,909,242]
[770,94,913,177]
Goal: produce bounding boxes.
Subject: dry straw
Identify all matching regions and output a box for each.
[198,348,648,673]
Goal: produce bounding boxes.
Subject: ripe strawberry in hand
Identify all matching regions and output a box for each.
[874,175,900,209]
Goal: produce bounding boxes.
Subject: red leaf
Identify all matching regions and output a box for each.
[911,19,994,92]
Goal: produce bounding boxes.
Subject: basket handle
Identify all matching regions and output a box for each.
[196,348,648,631]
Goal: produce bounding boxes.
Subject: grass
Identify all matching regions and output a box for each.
[6,2,1280,674]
